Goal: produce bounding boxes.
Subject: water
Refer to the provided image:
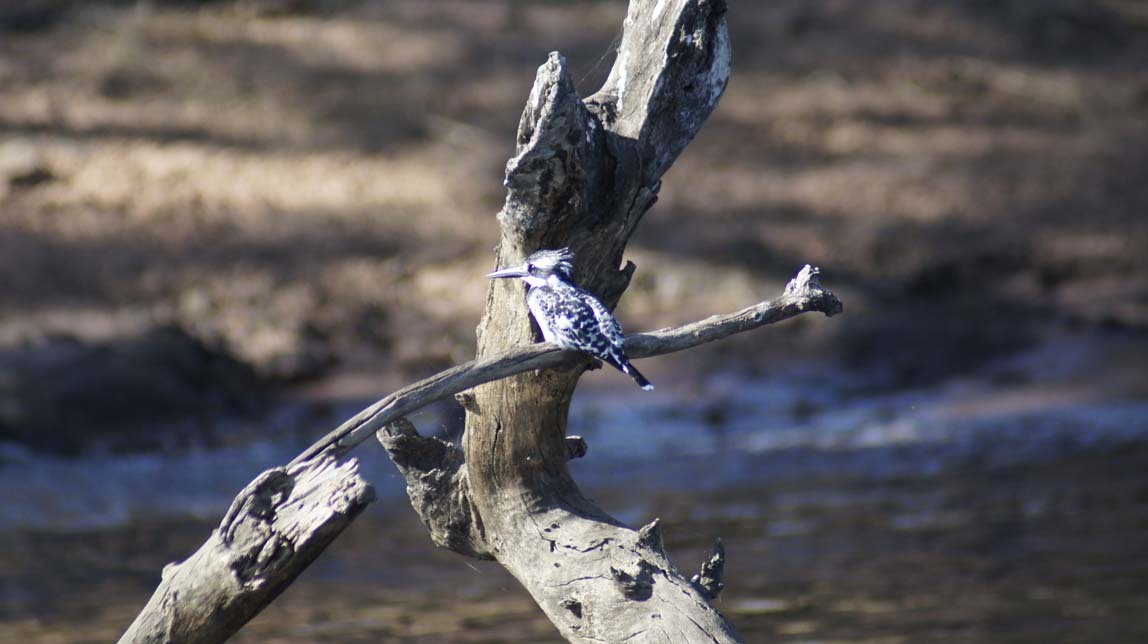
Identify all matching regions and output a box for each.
[1,333,1147,642]
[2,333,1144,531]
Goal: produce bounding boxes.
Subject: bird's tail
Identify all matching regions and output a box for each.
[619,359,654,391]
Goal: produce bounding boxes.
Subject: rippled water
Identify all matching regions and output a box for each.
[2,334,1144,531]
[2,334,1147,642]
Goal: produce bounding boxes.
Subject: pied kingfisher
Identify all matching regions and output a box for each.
[487,248,653,391]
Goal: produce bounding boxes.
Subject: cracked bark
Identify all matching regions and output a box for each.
[118,455,374,644]
[462,1,746,641]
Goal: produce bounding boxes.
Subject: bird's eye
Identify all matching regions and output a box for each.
[526,263,535,273]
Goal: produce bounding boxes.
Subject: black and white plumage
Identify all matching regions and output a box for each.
[487,248,653,391]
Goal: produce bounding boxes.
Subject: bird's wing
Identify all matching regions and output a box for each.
[528,287,599,350]
[584,294,626,349]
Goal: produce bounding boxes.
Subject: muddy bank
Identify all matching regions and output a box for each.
[0,325,275,455]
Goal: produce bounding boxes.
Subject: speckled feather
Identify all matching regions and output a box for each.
[487,248,653,390]
[526,275,653,390]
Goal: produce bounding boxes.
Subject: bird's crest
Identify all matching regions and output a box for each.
[525,248,575,280]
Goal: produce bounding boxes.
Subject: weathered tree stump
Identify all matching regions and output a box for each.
[459,2,742,639]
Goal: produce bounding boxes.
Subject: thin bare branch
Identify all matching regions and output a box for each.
[294,264,840,465]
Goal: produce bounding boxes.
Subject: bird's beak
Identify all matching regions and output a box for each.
[486,264,529,279]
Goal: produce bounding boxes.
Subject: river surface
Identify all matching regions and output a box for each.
[1,332,1146,642]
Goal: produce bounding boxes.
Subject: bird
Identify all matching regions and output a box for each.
[487,248,654,391]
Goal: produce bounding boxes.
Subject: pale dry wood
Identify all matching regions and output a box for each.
[461,1,755,640]
[691,540,727,601]
[119,455,374,644]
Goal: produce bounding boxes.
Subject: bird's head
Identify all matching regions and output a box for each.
[486,248,575,287]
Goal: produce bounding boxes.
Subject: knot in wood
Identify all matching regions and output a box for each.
[610,560,657,601]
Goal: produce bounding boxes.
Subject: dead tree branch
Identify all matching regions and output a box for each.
[297,264,839,465]
[368,267,837,578]
[376,418,490,559]
[461,0,748,639]
[119,455,374,644]
[121,266,838,643]
[123,1,842,642]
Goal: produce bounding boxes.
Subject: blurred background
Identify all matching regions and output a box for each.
[2,0,1147,641]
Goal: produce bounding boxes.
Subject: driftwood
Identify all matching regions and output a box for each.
[122,0,846,641]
